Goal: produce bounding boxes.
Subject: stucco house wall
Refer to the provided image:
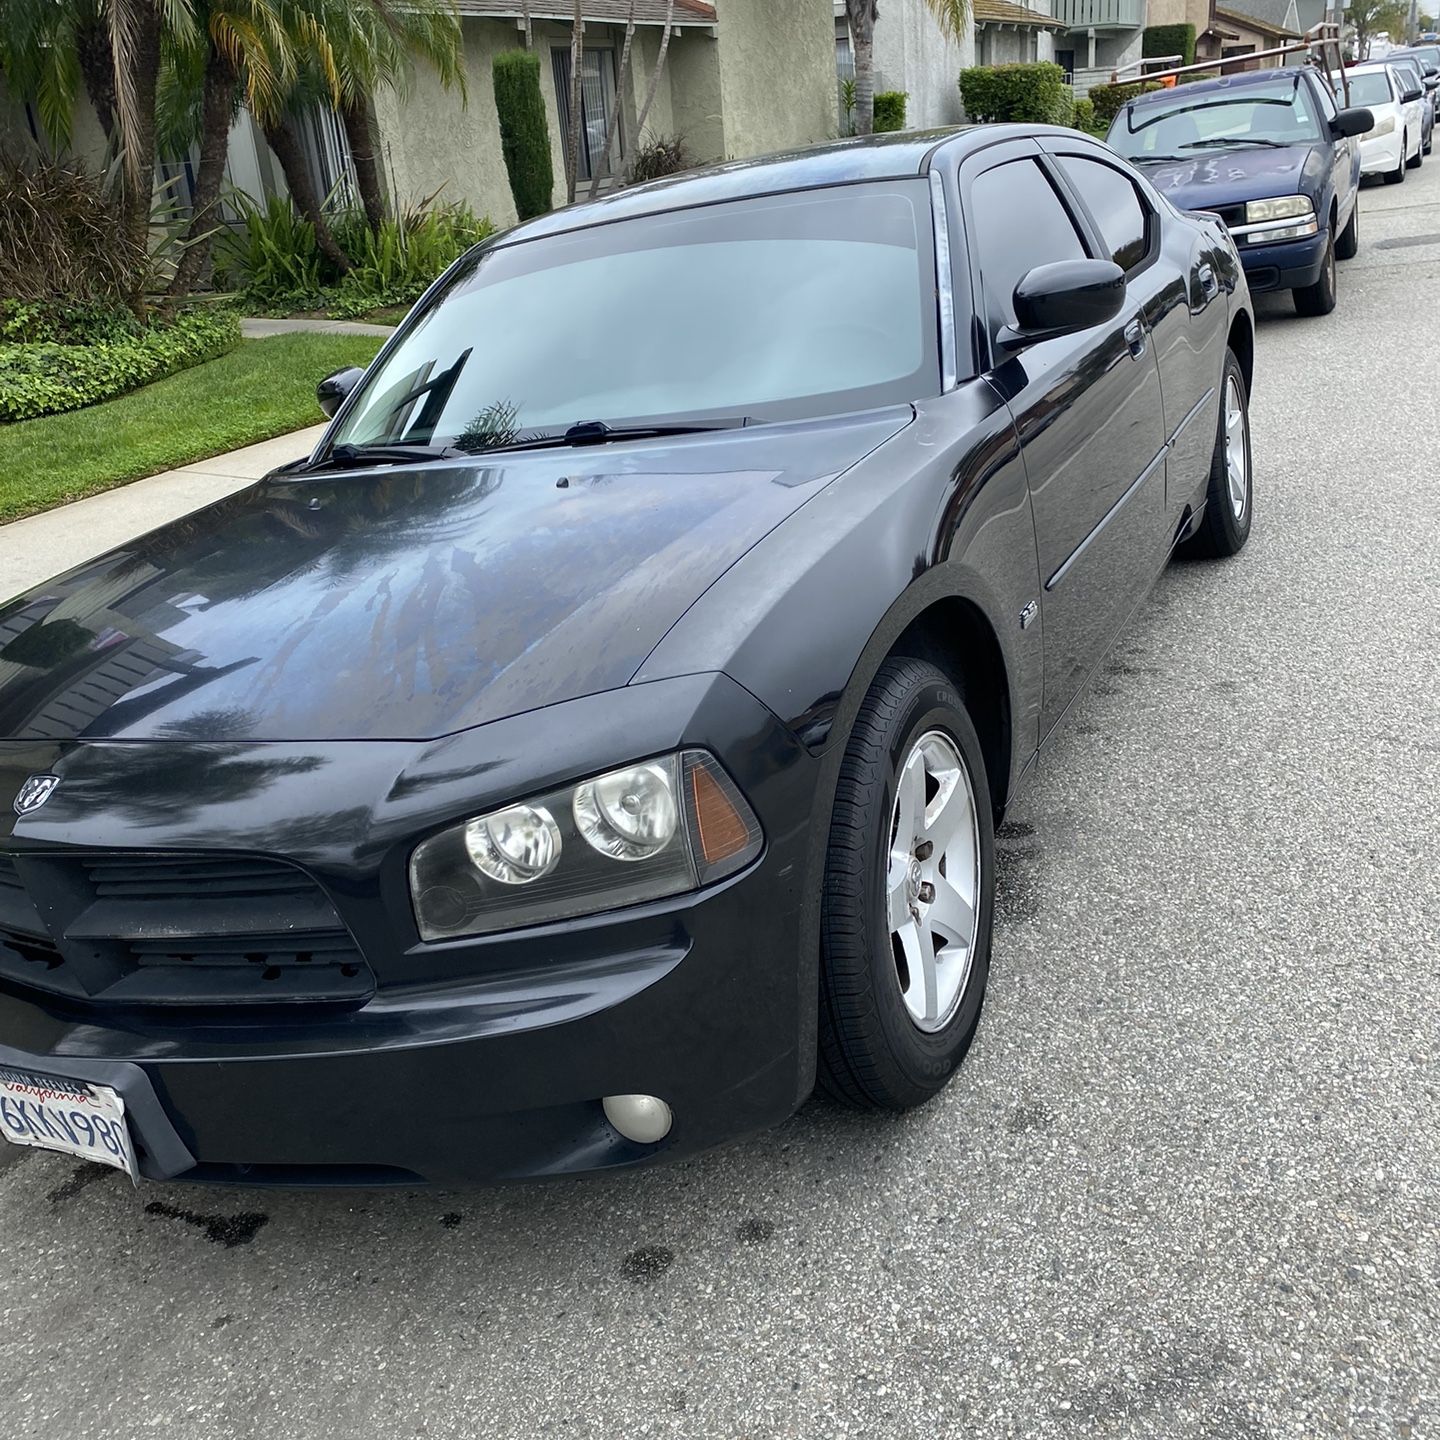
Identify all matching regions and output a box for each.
[871,0,976,128]
[714,0,835,156]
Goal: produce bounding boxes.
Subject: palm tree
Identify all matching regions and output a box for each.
[288,0,464,232]
[632,0,674,146]
[158,0,299,305]
[846,0,970,135]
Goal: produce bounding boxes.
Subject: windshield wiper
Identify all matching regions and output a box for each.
[304,440,461,473]
[1178,137,1289,149]
[460,416,753,455]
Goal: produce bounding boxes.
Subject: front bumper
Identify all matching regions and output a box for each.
[0,674,825,1185]
[1360,130,1405,175]
[1234,228,1329,293]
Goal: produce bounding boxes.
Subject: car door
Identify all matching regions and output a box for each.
[1307,72,1354,222]
[959,142,1169,739]
[1046,144,1224,523]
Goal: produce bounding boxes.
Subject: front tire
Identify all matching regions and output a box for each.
[817,658,995,1111]
[1293,230,1336,317]
[1385,138,1408,184]
[1179,348,1252,560]
[1335,200,1360,260]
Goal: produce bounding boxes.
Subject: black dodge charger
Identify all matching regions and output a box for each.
[0,126,1255,1185]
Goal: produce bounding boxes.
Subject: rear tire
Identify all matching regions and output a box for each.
[817,658,994,1111]
[1179,348,1252,561]
[1408,137,1423,168]
[1335,200,1360,260]
[1293,230,1336,317]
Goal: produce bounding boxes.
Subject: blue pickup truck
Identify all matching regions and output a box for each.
[1106,67,1373,316]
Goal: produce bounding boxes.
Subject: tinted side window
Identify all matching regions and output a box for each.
[969,159,1087,343]
[1056,155,1149,272]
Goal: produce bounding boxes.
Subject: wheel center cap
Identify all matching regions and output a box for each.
[908,859,923,897]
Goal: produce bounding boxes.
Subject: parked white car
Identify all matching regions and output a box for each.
[1346,63,1424,184]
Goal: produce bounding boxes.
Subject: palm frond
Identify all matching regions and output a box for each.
[921,0,970,41]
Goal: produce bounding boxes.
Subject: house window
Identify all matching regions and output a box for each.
[552,47,623,183]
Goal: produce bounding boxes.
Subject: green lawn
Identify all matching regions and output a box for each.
[0,332,384,524]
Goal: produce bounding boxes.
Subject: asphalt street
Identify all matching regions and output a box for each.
[3,162,1440,1440]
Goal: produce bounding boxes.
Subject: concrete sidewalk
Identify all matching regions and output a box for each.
[241,316,396,340]
[0,423,326,603]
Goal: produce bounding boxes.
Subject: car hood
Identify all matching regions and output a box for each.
[0,411,909,743]
[1130,143,1324,208]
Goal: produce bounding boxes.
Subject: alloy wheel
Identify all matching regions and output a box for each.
[886,730,981,1032]
[1224,374,1248,520]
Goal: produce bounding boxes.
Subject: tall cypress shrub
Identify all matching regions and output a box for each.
[492,50,554,221]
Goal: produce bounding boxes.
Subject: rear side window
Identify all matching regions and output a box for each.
[969,159,1087,343]
[1055,155,1150,272]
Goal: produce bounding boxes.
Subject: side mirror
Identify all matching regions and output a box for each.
[316,366,366,418]
[1000,259,1126,348]
[1330,107,1374,137]
[1403,85,1424,102]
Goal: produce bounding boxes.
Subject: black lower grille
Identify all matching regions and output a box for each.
[0,851,371,1010]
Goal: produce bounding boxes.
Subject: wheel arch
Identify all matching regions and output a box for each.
[888,598,1012,823]
[1227,308,1255,398]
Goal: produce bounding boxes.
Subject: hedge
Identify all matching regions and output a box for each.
[959,62,1069,124]
[1071,96,1098,134]
[1089,80,1164,125]
[493,49,554,221]
[1142,23,1197,67]
[0,308,241,422]
[874,91,908,132]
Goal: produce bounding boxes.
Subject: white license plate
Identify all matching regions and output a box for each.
[0,1066,138,1182]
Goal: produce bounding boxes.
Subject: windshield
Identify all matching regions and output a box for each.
[330,181,938,453]
[1411,46,1440,70]
[1346,71,1397,106]
[1108,80,1321,159]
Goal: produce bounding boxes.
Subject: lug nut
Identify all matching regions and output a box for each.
[917,882,935,904]
[915,841,934,860]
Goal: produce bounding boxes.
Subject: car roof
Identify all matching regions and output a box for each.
[496,125,1104,246]
[1125,67,1307,110]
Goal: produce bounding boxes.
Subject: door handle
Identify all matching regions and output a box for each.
[1124,318,1146,359]
[1198,262,1219,299]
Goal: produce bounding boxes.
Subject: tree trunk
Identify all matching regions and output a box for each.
[633,0,676,142]
[566,4,585,203]
[850,10,875,136]
[162,50,235,308]
[589,3,637,198]
[77,21,117,141]
[117,4,163,287]
[342,93,387,231]
[262,115,352,274]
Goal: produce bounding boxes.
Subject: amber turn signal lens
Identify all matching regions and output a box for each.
[689,760,752,865]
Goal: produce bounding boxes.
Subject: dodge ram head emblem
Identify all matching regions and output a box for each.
[13,775,59,816]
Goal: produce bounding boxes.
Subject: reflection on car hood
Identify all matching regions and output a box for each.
[1130,143,1323,207]
[0,412,909,742]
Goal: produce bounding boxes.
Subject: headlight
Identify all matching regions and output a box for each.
[1369,115,1397,136]
[1245,195,1313,222]
[408,750,763,940]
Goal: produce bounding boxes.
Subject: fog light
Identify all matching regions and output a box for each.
[603,1093,673,1143]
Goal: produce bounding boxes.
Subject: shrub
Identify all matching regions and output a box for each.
[0,309,241,422]
[630,135,692,183]
[1071,96,1098,133]
[1177,71,1220,85]
[214,195,327,307]
[493,49,555,221]
[0,155,148,305]
[1142,23,1197,67]
[1089,80,1164,124]
[873,91,908,132]
[959,62,1068,124]
[216,194,493,318]
[0,300,138,345]
[328,203,494,316]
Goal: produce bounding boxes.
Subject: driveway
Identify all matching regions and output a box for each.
[2,169,1439,1439]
